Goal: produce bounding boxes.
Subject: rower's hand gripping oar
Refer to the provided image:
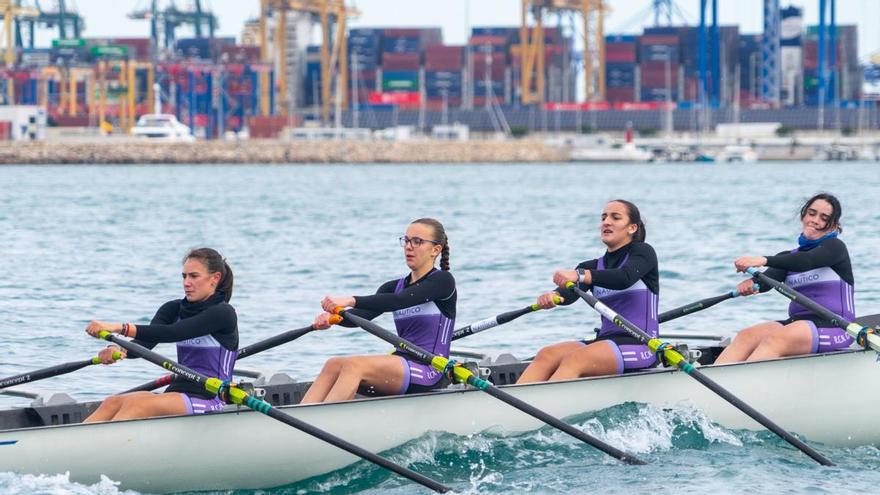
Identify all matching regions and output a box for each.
[93,330,451,494]
[563,281,834,466]
[746,268,880,351]
[334,306,647,466]
[120,318,343,394]
[0,352,122,390]
[453,296,562,340]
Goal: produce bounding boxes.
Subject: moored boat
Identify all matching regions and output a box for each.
[1,341,878,493]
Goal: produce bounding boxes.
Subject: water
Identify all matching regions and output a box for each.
[0,161,878,494]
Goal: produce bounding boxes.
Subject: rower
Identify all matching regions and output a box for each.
[83,248,238,422]
[716,193,854,363]
[302,218,456,404]
[517,199,660,383]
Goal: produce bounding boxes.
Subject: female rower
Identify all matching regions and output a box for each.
[517,200,659,383]
[302,218,455,404]
[83,248,237,422]
[716,193,853,363]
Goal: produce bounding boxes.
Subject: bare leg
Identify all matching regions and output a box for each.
[715,321,783,364]
[323,355,406,403]
[84,394,129,423]
[517,341,586,384]
[747,321,814,361]
[84,391,187,422]
[548,341,620,380]
[111,392,187,420]
[301,357,345,404]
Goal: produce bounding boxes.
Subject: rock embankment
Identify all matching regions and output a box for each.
[0,140,569,164]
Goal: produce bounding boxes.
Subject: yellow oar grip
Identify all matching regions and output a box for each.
[329,314,343,325]
[646,338,687,367]
[530,295,564,311]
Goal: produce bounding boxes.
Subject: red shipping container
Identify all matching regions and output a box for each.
[640,67,678,88]
[382,61,421,71]
[605,87,635,102]
[0,121,11,140]
[111,38,153,60]
[639,34,680,45]
[469,35,509,46]
[425,60,463,71]
[472,64,507,79]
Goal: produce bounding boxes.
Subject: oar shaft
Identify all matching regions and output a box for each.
[337,308,647,466]
[98,332,449,493]
[0,352,121,390]
[452,306,533,340]
[659,291,738,323]
[565,282,834,466]
[747,268,880,350]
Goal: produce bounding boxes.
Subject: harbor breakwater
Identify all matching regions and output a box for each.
[0,140,568,165]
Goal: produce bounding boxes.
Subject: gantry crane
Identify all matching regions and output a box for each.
[261,0,358,123]
[1,0,39,104]
[129,0,217,55]
[520,0,607,105]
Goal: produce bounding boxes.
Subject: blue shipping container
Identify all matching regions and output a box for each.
[382,37,420,53]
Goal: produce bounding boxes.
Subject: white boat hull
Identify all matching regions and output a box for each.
[1,350,877,492]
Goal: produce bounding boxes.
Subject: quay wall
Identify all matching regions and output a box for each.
[0,140,568,165]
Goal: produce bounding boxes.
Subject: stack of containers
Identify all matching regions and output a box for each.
[348,28,381,105]
[471,27,513,106]
[803,24,859,105]
[221,64,261,132]
[381,28,439,108]
[738,34,762,104]
[638,31,680,102]
[304,45,322,107]
[424,45,464,109]
[605,35,638,103]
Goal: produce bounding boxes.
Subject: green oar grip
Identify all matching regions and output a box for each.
[90,351,123,365]
[529,295,563,311]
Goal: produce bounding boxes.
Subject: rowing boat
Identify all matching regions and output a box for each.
[1,324,878,494]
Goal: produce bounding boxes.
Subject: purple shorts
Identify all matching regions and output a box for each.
[181,393,226,415]
[397,356,444,394]
[580,335,658,374]
[805,320,854,353]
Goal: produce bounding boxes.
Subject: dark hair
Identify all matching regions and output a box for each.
[800,193,842,233]
[184,247,233,302]
[412,218,450,271]
[610,199,646,243]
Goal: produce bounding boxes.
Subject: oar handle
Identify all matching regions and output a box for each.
[0,351,121,390]
[90,351,123,365]
[564,281,834,466]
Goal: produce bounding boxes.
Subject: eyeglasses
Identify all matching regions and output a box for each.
[399,236,440,248]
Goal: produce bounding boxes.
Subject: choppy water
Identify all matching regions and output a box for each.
[1,161,879,494]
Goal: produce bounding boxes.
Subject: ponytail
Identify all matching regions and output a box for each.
[184,247,234,302]
[412,218,451,271]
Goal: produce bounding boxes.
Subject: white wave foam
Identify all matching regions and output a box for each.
[0,471,140,495]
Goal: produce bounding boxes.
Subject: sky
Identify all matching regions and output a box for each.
[38,1,880,60]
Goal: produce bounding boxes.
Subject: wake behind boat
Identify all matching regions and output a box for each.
[1,321,878,493]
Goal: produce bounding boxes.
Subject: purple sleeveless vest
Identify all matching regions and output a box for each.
[175,317,236,383]
[392,272,454,357]
[593,255,659,338]
[784,248,855,321]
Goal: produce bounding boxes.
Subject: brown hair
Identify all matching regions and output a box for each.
[610,199,646,243]
[184,247,234,301]
[412,218,450,271]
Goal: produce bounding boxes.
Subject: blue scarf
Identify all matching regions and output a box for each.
[797,231,837,251]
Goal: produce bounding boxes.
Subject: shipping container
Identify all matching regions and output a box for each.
[425,45,464,71]
[606,63,636,87]
[640,87,677,102]
[382,70,420,91]
[605,87,636,102]
[382,52,420,71]
[220,45,260,64]
[606,42,637,63]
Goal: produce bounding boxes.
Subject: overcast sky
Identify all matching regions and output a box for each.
[55,0,880,60]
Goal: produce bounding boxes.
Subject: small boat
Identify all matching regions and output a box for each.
[2,316,878,494]
[714,145,758,163]
[130,114,196,142]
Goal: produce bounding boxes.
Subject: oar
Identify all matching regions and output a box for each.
[0,352,121,390]
[563,281,834,466]
[94,331,451,493]
[659,290,742,323]
[453,289,744,342]
[334,307,647,466]
[120,320,339,394]
[452,296,561,340]
[746,268,880,351]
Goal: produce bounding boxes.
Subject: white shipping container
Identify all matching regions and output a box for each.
[0,106,47,141]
